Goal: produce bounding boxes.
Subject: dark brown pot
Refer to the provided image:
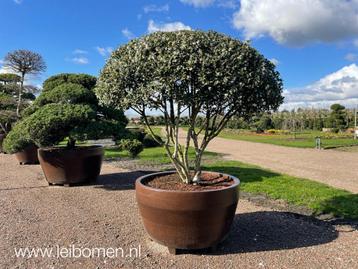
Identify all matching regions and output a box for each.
[14,144,39,164]
[0,133,5,153]
[136,171,240,254]
[38,145,104,186]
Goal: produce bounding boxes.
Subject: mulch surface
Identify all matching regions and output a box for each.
[146,172,234,191]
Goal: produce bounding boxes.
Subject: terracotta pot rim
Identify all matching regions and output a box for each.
[38,145,103,152]
[136,170,240,193]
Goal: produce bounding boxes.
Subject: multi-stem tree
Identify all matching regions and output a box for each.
[96,30,283,184]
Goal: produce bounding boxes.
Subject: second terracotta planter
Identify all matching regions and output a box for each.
[136,171,240,254]
[14,144,39,164]
[38,145,104,186]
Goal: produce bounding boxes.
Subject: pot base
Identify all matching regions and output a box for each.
[47,182,89,187]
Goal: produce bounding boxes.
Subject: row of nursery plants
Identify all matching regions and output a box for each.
[3,73,128,184]
[2,30,283,254]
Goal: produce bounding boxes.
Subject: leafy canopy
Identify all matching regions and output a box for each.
[42,73,97,92]
[96,30,283,183]
[0,73,21,83]
[96,30,283,117]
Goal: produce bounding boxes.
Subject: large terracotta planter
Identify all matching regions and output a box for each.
[38,145,104,186]
[136,171,240,254]
[0,133,5,153]
[14,144,39,164]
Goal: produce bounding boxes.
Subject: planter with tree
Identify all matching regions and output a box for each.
[4,73,128,185]
[96,31,283,253]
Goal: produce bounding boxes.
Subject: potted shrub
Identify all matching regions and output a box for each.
[0,92,17,153]
[0,74,37,160]
[96,30,283,253]
[1,119,39,163]
[4,73,128,185]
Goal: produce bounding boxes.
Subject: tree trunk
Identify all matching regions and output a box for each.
[16,72,25,118]
[67,137,76,149]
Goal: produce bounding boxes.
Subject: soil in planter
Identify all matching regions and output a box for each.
[145,172,234,191]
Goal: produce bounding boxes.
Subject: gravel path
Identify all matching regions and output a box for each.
[177,129,358,193]
[1,153,357,268]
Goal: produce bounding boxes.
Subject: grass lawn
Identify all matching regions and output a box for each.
[104,146,219,164]
[203,161,358,220]
[106,145,357,219]
[106,142,357,220]
[213,129,358,149]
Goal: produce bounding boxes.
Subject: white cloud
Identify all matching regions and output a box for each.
[345,53,358,62]
[121,28,135,40]
[71,57,89,65]
[0,65,13,74]
[143,4,169,13]
[73,49,88,54]
[282,64,358,109]
[233,0,358,46]
[270,58,280,66]
[14,0,23,4]
[148,20,191,33]
[180,0,215,8]
[96,46,113,57]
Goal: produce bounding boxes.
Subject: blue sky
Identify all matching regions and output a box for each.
[1,0,358,109]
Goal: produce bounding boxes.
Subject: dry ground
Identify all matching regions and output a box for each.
[177,129,358,193]
[0,153,357,269]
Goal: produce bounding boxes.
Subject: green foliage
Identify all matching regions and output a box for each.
[25,103,95,147]
[142,133,163,148]
[96,30,283,116]
[0,82,38,100]
[2,119,32,153]
[42,73,97,92]
[21,92,36,100]
[0,93,17,110]
[124,128,146,142]
[329,103,347,131]
[0,92,17,133]
[256,114,274,131]
[0,110,17,131]
[0,83,20,96]
[74,120,127,141]
[0,73,21,83]
[5,73,128,151]
[118,139,144,158]
[34,83,97,107]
